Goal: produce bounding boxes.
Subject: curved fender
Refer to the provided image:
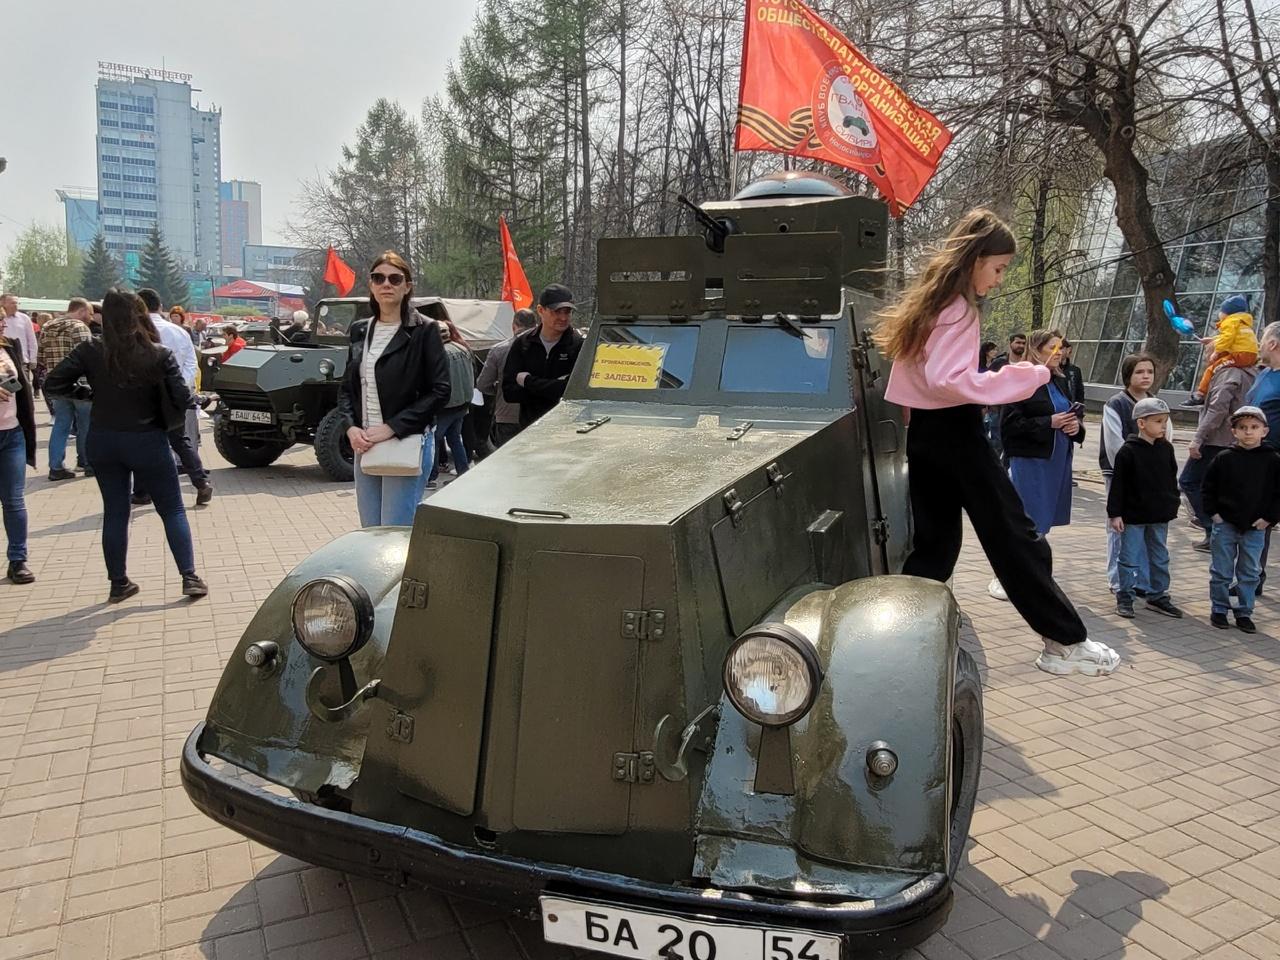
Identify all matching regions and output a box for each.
[201,527,410,794]
[787,575,960,876]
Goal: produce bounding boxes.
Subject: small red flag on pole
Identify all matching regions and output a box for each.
[499,217,533,310]
[735,0,952,214]
[323,246,356,297]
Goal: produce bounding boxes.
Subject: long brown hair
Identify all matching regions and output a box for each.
[873,208,1017,361]
[101,289,161,383]
[367,251,414,324]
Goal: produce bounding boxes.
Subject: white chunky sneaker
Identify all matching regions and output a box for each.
[1036,638,1121,676]
[987,578,1009,601]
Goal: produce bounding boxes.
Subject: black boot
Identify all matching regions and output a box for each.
[7,562,34,584]
[108,579,139,603]
[182,575,209,598]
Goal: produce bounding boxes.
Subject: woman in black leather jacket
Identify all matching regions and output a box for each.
[1001,328,1085,536]
[46,290,208,602]
[337,251,450,527]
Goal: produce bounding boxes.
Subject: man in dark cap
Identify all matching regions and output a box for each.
[502,283,585,427]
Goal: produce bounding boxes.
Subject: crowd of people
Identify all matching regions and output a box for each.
[4,234,1275,664]
[0,256,588,595]
[972,293,1280,644]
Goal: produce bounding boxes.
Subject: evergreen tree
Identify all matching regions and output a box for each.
[137,225,190,308]
[80,232,122,299]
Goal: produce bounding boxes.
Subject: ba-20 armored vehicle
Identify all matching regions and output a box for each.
[183,172,983,959]
[207,298,513,482]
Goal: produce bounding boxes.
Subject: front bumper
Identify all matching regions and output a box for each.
[182,722,951,957]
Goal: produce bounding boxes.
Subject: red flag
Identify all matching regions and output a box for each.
[735,0,952,214]
[323,246,356,297]
[499,217,533,310]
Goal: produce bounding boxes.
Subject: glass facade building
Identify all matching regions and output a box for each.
[1051,144,1270,395]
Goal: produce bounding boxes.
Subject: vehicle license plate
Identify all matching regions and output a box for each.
[229,409,273,424]
[540,896,841,960]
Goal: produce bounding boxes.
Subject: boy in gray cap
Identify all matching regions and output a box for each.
[1107,397,1183,619]
[1202,405,1280,632]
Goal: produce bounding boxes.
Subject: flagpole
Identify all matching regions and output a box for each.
[730,150,741,198]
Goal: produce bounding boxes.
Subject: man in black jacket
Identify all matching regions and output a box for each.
[502,284,585,427]
[1106,397,1182,620]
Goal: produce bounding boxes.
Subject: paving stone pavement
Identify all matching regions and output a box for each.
[0,410,1277,960]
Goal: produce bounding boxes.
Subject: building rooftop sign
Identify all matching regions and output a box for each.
[97,61,192,84]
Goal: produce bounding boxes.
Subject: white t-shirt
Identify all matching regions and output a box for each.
[362,320,401,428]
[151,314,198,386]
[0,348,18,432]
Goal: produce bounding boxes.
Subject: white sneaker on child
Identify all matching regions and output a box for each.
[1036,638,1121,676]
[987,578,1008,601]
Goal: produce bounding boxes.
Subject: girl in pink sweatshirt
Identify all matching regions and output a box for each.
[876,208,1120,677]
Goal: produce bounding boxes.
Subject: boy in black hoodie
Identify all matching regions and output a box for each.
[1107,397,1183,619]
[1202,405,1280,632]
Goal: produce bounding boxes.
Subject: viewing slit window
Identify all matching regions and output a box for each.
[590,324,699,390]
[720,326,833,394]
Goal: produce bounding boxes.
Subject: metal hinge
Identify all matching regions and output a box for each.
[400,578,428,609]
[852,330,881,384]
[872,517,889,545]
[622,609,667,640]
[723,488,744,527]
[613,751,656,784]
[387,711,415,743]
[766,461,788,497]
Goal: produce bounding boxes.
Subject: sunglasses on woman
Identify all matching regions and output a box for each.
[370,272,406,287]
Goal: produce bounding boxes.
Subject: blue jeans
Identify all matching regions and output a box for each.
[87,427,196,581]
[1117,523,1169,604]
[1179,445,1226,528]
[429,407,470,482]
[1210,522,1265,617]
[1105,476,1149,592]
[48,396,92,471]
[0,427,28,563]
[354,427,434,527]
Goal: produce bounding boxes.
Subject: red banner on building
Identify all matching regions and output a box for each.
[735,0,952,214]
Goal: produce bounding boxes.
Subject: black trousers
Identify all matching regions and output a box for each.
[903,405,1087,645]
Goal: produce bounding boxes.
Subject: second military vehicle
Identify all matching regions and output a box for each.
[207,298,513,481]
[183,172,982,959]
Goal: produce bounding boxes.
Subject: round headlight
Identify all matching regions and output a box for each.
[291,576,374,661]
[723,623,822,727]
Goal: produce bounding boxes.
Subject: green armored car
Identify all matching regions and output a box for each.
[182,172,984,959]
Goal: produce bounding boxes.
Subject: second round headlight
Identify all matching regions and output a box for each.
[291,576,374,661]
[723,623,821,727]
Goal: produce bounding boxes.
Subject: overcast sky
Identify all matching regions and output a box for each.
[0,0,478,259]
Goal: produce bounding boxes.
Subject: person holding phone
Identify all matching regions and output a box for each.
[988,329,1085,601]
[0,318,36,584]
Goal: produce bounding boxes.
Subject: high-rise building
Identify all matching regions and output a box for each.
[95,61,222,274]
[220,180,262,275]
[55,188,100,253]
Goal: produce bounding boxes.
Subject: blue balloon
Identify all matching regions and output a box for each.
[1164,299,1195,337]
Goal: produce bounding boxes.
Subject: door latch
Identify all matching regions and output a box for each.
[612,751,656,784]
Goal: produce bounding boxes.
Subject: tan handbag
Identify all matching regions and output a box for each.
[359,434,424,477]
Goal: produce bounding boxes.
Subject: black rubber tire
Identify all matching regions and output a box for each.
[948,647,984,877]
[314,408,355,482]
[212,415,291,468]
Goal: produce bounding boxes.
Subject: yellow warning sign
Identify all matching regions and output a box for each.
[588,342,668,390]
